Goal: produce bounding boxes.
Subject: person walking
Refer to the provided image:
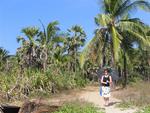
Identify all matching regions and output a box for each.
[100,69,112,106]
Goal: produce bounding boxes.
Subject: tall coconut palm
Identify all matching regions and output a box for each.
[81,0,150,65]
[80,0,150,87]
[135,46,150,80]
[98,0,150,64]
[119,23,150,86]
[118,31,135,86]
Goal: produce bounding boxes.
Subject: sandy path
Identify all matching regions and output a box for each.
[30,85,137,113]
[79,86,137,113]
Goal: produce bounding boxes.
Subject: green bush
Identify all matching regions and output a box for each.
[45,68,88,90]
[128,71,143,85]
[74,73,88,87]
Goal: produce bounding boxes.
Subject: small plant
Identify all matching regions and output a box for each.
[116,100,134,110]
[53,101,105,113]
[136,106,150,113]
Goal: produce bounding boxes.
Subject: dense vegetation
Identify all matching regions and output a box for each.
[0,0,150,104]
[0,24,89,101]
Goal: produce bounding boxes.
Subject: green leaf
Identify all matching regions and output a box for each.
[111,26,121,62]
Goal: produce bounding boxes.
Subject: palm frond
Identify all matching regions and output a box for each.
[79,36,98,68]
[126,29,150,46]
[17,36,25,43]
[39,20,47,45]
[113,0,128,16]
[102,0,111,13]
[52,36,66,43]
[118,18,147,38]
[119,0,150,17]
[47,21,59,42]
[95,14,111,27]
[113,0,131,17]
[0,47,9,61]
[111,26,122,62]
[22,27,39,38]
[21,27,39,46]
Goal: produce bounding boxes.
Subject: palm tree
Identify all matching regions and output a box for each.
[17,27,39,68]
[119,24,150,86]
[66,25,86,72]
[100,0,150,64]
[0,47,9,70]
[118,32,135,86]
[80,0,150,87]
[37,21,60,71]
[134,46,150,80]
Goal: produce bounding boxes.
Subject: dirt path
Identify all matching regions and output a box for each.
[46,85,137,113]
[78,85,137,113]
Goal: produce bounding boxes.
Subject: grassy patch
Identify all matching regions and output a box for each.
[53,101,105,113]
[113,81,150,112]
[114,81,150,107]
[116,101,134,110]
[136,106,150,113]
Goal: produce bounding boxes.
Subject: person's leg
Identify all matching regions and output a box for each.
[104,97,107,106]
[106,97,109,106]
[106,87,110,106]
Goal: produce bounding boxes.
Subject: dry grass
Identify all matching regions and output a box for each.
[113,81,150,107]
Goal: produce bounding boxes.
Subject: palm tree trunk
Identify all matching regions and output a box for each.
[110,35,115,68]
[123,51,127,88]
[43,49,48,72]
[40,48,48,72]
[118,66,122,77]
[102,34,108,67]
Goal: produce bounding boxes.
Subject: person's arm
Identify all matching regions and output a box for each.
[109,75,112,86]
[101,76,107,84]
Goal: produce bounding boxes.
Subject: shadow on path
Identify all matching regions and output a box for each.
[108,101,120,107]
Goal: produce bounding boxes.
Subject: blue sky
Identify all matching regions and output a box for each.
[0,0,150,55]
